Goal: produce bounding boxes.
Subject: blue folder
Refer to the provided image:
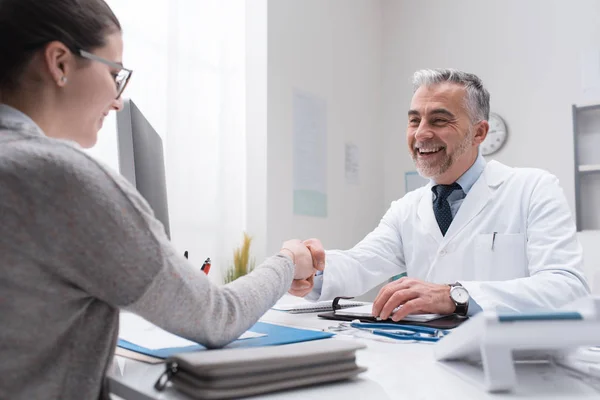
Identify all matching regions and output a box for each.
[117,321,334,359]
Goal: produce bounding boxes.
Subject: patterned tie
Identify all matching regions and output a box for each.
[432,183,462,236]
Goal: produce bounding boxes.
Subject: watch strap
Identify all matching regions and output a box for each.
[449,282,469,316]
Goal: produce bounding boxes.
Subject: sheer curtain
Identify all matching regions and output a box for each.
[87,0,246,283]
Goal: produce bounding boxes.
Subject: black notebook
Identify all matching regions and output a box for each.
[316,297,468,330]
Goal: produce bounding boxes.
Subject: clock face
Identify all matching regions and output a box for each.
[480,112,507,156]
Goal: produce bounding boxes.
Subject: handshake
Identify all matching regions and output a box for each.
[279,239,325,297]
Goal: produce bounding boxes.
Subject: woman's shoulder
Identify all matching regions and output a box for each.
[5,136,106,178]
[2,133,156,219]
[3,135,136,197]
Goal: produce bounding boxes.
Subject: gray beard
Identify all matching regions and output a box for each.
[412,128,474,178]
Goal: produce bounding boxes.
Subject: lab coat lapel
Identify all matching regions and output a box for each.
[417,183,443,243]
[443,160,512,243]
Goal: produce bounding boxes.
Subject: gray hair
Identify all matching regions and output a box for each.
[412,69,490,122]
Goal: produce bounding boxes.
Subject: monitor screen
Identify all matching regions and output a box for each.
[116,99,171,239]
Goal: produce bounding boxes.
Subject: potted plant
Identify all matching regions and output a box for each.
[224,232,255,283]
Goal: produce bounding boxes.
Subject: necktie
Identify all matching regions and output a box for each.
[432,183,461,236]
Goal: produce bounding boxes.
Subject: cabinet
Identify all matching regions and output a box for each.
[573,104,600,230]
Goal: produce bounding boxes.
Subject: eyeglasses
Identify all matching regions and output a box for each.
[78,50,133,99]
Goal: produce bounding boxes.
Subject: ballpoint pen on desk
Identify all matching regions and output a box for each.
[201,258,211,275]
[491,232,497,251]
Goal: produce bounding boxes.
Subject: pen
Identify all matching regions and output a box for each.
[201,257,211,275]
[491,232,497,251]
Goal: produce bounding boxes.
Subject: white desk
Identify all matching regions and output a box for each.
[109,298,600,400]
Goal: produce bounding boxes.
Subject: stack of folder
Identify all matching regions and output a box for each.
[118,314,337,360]
[154,339,367,399]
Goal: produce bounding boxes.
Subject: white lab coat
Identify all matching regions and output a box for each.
[310,160,590,312]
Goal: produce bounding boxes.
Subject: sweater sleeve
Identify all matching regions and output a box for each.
[8,142,294,348]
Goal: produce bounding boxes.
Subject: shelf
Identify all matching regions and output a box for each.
[573,104,600,230]
[579,164,600,173]
[575,103,600,112]
[579,173,600,230]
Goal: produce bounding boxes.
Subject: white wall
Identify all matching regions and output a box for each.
[265,0,385,255]
[381,0,600,211]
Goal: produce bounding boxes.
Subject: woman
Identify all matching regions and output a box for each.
[0,1,312,399]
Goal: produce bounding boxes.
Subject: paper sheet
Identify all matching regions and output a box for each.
[335,304,443,322]
[116,357,126,375]
[119,312,265,350]
[345,142,360,185]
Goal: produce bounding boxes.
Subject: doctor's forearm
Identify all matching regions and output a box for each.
[312,249,405,301]
[461,271,589,313]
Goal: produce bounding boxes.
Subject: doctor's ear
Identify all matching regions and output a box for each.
[472,120,489,146]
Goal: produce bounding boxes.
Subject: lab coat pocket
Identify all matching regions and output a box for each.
[474,233,527,280]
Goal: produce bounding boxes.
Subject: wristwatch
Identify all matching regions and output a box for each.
[449,282,469,316]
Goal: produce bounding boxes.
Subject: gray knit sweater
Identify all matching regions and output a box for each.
[0,105,294,400]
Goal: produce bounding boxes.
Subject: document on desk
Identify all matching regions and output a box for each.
[335,304,443,322]
[272,299,368,313]
[117,312,333,360]
[119,313,265,351]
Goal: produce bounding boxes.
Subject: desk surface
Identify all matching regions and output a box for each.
[109,296,600,400]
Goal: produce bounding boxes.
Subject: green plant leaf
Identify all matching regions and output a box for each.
[224,232,254,284]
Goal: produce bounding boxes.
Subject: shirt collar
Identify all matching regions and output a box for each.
[431,150,487,194]
[0,104,45,137]
[456,151,486,194]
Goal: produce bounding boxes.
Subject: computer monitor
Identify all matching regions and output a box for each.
[116,99,171,239]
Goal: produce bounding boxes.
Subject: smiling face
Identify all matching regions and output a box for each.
[0,0,127,149]
[406,82,488,184]
[61,32,125,147]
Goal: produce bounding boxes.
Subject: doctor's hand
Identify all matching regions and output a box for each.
[285,238,326,297]
[372,277,456,322]
[279,240,314,280]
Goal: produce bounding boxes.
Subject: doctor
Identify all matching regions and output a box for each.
[288,69,590,321]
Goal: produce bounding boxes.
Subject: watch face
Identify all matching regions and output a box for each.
[451,286,469,304]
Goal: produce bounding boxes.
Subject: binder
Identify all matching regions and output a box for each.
[154,339,367,400]
[316,297,468,330]
[118,321,334,360]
